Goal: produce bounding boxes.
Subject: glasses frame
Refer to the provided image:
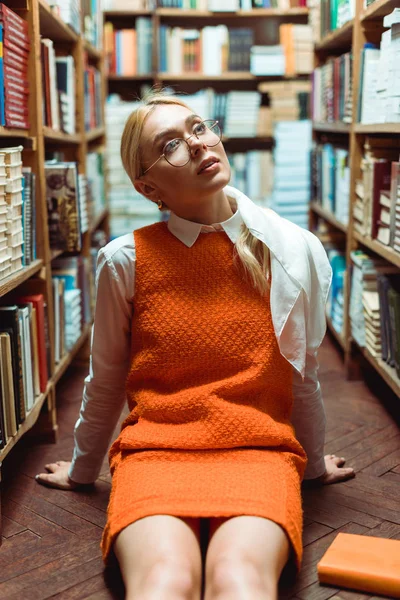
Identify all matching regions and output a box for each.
[141,119,222,176]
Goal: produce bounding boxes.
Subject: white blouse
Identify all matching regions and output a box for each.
[68,185,332,484]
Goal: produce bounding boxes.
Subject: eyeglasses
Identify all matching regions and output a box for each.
[142,119,222,175]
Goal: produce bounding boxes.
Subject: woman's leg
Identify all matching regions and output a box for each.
[113,515,203,600]
[204,516,290,600]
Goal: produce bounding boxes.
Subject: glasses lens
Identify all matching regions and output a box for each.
[198,120,222,146]
[164,139,190,167]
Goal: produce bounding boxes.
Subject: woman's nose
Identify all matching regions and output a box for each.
[187,134,207,155]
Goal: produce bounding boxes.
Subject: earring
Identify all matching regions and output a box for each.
[157,199,163,210]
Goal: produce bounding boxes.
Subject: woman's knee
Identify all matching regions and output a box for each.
[113,516,202,600]
[207,554,276,599]
[142,555,200,599]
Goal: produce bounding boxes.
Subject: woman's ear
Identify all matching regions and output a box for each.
[134,179,157,201]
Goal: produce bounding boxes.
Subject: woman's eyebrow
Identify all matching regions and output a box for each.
[152,114,201,148]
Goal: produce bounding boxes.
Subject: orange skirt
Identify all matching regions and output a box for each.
[100,445,305,574]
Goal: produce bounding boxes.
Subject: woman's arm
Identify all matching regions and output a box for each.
[66,240,134,484]
[291,351,326,480]
[291,352,355,485]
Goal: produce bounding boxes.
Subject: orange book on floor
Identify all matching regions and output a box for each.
[317,532,400,598]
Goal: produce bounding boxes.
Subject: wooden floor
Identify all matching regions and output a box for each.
[0,333,400,600]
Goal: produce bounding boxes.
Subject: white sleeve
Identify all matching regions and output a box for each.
[68,240,134,484]
[291,351,326,480]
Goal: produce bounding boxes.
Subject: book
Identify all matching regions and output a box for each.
[317,532,400,597]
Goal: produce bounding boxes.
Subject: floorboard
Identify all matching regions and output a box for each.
[0,334,399,599]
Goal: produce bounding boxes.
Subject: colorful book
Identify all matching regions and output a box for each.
[318,532,400,597]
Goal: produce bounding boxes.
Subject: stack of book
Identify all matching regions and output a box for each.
[84,0,102,49]
[326,248,346,335]
[377,274,400,376]
[55,56,76,134]
[362,289,381,358]
[353,139,399,240]
[64,289,82,350]
[86,150,106,221]
[84,60,102,131]
[319,0,355,40]
[312,53,353,124]
[0,293,50,447]
[259,79,311,122]
[228,150,274,206]
[268,120,311,230]
[45,160,82,252]
[0,4,30,129]
[349,249,398,349]
[224,91,261,137]
[105,96,160,239]
[358,10,400,124]
[48,0,81,35]
[311,142,350,225]
[279,24,313,76]
[104,18,153,75]
[78,173,89,234]
[41,41,76,133]
[250,45,285,76]
[52,275,65,363]
[1,145,24,277]
[53,256,92,335]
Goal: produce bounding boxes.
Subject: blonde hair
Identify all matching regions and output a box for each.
[120,88,270,296]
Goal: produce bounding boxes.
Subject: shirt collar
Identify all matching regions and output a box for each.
[167,191,244,247]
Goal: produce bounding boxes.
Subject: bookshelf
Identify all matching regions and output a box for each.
[0,0,108,536]
[310,0,400,393]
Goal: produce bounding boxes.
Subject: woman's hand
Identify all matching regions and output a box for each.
[35,460,82,490]
[318,454,355,485]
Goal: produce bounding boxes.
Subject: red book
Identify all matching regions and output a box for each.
[4,87,29,105]
[3,46,29,71]
[3,35,29,60]
[15,294,48,393]
[4,76,29,95]
[6,101,29,116]
[0,4,29,33]
[1,20,30,51]
[5,113,30,129]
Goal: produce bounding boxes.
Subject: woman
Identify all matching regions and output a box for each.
[36,91,355,600]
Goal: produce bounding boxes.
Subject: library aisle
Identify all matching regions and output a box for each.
[0,335,399,599]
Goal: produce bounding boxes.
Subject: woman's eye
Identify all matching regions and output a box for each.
[165,139,181,153]
[194,123,206,134]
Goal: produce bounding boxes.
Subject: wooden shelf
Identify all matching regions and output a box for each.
[38,0,79,42]
[361,0,399,20]
[0,127,30,138]
[43,127,81,144]
[156,7,309,17]
[104,9,152,17]
[358,345,400,398]
[90,208,109,232]
[50,249,64,261]
[52,324,92,385]
[0,384,52,463]
[0,260,44,299]
[85,126,105,142]
[354,123,400,134]
[326,314,346,350]
[156,72,304,81]
[353,231,400,269]
[107,74,155,80]
[310,202,348,233]
[84,40,103,60]
[313,121,351,134]
[315,19,354,51]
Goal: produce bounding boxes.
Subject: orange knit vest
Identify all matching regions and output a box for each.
[119,221,304,459]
